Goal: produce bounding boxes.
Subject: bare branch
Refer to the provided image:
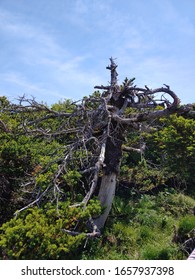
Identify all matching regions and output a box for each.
[24,127,81,137]
[112,87,180,125]
[62,228,101,238]
[14,184,51,216]
[82,141,106,205]
[122,145,145,153]
[62,217,101,238]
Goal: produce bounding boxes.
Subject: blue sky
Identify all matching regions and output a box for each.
[0,0,195,105]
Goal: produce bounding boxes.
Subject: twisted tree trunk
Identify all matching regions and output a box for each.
[93,57,184,230]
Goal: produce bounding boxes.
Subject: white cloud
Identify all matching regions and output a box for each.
[0,7,99,101]
[0,7,69,61]
[1,72,66,101]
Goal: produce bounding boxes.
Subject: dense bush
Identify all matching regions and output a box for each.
[141,244,178,260]
[144,114,195,192]
[178,215,195,241]
[0,199,101,259]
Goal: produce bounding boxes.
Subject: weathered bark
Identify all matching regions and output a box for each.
[93,112,124,226]
[95,172,117,229]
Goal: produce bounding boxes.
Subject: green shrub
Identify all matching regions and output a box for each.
[112,222,137,245]
[178,215,195,240]
[141,244,177,260]
[138,226,156,242]
[154,191,195,217]
[0,199,101,259]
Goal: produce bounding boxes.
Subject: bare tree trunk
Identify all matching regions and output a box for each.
[94,135,122,229]
[94,172,117,229]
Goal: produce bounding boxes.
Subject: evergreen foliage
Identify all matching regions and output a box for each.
[0,199,101,259]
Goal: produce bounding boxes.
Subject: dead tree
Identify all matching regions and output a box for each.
[7,58,192,236]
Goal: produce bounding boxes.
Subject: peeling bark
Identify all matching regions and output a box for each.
[95,172,117,229]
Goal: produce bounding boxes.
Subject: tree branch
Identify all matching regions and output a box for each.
[122,146,141,153]
[82,141,106,205]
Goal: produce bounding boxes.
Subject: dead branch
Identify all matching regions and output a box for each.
[122,145,141,153]
[112,87,181,125]
[62,217,101,237]
[82,141,106,206]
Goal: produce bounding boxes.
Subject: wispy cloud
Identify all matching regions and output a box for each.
[0,1,194,104]
[1,72,66,102]
[0,7,68,62]
[0,6,102,102]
